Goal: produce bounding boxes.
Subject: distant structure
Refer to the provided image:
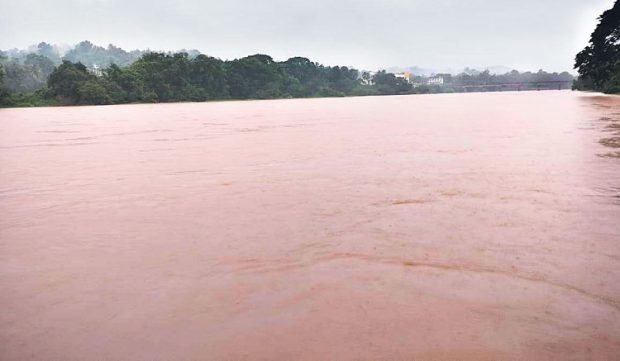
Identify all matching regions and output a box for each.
[427,75,445,85]
[89,64,103,77]
[361,71,376,85]
[394,71,411,83]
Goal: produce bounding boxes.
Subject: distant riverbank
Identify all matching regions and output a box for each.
[1,47,575,108]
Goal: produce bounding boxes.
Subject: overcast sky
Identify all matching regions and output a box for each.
[0,0,614,72]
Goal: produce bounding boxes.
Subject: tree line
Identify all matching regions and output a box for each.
[0,38,588,108]
[574,0,620,93]
[0,51,416,106]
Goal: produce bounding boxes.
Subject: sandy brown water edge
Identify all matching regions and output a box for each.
[1,91,619,360]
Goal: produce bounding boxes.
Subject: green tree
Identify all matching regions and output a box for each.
[0,54,55,93]
[191,55,228,99]
[225,54,285,99]
[47,60,93,103]
[283,57,321,96]
[575,0,620,92]
[104,64,146,102]
[326,66,359,94]
[372,70,412,95]
[77,79,113,105]
[129,52,196,101]
[0,61,13,106]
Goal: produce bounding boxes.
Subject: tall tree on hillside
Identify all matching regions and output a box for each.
[191,55,229,99]
[282,57,323,96]
[36,42,61,64]
[47,60,93,103]
[0,54,55,93]
[225,54,285,99]
[574,0,620,92]
[372,70,411,95]
[130,52,202,101]
[0,61,12,106]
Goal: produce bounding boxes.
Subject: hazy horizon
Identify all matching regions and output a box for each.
[0,0,615,73]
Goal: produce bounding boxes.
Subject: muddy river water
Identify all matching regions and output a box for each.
[1,91,619,360]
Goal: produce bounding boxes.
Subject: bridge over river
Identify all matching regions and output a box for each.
[457,80,573,91]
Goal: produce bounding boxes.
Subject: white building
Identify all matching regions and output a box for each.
[394,71,411,83]
[89,64,103,77]
[360,71,376,85]
[427,75,444,85]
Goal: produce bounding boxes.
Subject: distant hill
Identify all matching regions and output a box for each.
[1,41,202,68]
[62,41,147,68]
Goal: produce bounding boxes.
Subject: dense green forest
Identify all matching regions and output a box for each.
[0,39,578,107]
[574,0,620,93]
[0,48,396,106]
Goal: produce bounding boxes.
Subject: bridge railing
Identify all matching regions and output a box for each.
[455,80,573,91]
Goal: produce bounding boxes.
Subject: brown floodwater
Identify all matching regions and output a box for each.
[1,91,619,360]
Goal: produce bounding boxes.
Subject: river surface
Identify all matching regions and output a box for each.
[1,91,619,360]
